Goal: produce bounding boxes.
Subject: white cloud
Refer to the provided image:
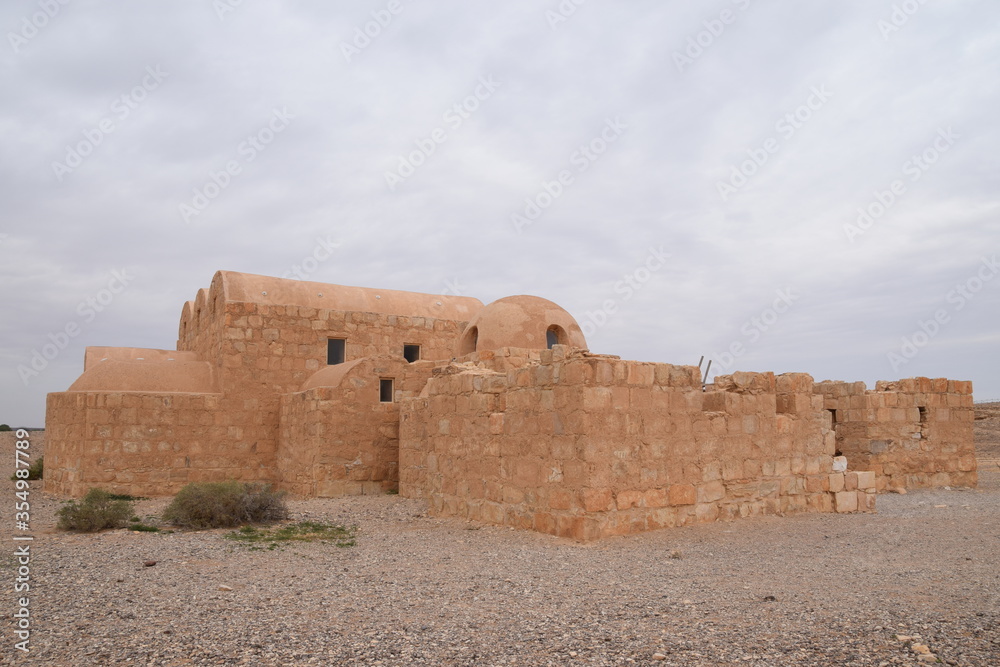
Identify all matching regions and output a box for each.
[1,0,998,425]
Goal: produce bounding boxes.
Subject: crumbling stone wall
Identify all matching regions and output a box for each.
[400,348,874,541]
[815,377,976,491]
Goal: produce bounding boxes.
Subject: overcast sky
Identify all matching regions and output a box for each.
[2,1,998,427]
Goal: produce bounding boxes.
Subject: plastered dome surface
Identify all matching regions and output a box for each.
[455,295,587,356]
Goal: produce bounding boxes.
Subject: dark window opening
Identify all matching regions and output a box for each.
[546,325,566,349]
[379,378,394,403]
[827,408,838,425]
[327,338,346,365]
[403,344,420,363]
[459,326,478,356]
[918,406,928,423]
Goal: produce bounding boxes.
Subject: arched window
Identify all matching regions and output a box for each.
[546,325,566,349]
[459,326,478,356]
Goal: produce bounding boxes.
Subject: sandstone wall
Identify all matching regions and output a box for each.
[44,390,273,497]
[815,377,976,491]
[400,349,873,541]
[179,301,472,482]
[277,357,433,496]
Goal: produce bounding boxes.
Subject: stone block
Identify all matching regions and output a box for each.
[694,502,719,523]
[858,491,876,512]
[854,470,876,490]
[834,491,858,513]
[668,484,697,506]
[616,489,643,510]
[845,471,859,491]
[582,487,613,512]
[697,480,725,504]
[828,472,845,493]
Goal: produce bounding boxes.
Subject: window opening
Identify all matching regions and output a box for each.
[379,378,394,403]
[327,338,346,365]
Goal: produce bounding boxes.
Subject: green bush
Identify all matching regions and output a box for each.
[0,424,11,431]
[57,489,135,532]
[162,481,288,529]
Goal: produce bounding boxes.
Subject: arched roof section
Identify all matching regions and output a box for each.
[299,354,410,392]
[69,350,218,394]
[213,270,483,320]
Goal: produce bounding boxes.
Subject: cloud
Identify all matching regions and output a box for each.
[1,0,998,425]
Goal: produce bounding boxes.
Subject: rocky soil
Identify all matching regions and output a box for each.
[1,414,998,666]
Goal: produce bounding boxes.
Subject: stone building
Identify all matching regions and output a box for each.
[44,271,977,540]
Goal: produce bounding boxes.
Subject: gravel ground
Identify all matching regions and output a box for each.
[1,416,998,666]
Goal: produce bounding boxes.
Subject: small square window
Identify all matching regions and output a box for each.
[327,338,345,365]
[403,344,420,363]
[379,378,394,403]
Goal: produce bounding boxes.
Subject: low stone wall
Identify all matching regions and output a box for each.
[815,377,976,491]
[44,391,275,497]
[400,351,874,541]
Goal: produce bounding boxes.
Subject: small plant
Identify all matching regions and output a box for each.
[225,521,357,550]
[0,424,12,432]
[57,488,134,532]
[10,456,42,481]
[108,493,148,501]
[162,481,288,529]
[128,522,161,533]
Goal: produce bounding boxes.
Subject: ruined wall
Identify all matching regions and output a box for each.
[400,349,873,541]
[815,377,976,491]
[277,357,433,496]
[44,390,274,497]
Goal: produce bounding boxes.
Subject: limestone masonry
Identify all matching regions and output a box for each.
[45,271,977,540]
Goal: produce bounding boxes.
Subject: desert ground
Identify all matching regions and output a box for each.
[1,405,998,666]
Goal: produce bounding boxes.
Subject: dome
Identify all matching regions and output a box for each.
[454,295,587,356]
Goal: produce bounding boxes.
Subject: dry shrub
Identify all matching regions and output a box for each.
[57,488,134,532]
[162,481,288,529]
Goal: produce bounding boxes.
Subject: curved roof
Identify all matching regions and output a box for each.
[68,358,219,394]
[455,295,587,354]
[213,271,483,321]
[84,346,201,371]
[298,354,410,392]
[300,358,366,391]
